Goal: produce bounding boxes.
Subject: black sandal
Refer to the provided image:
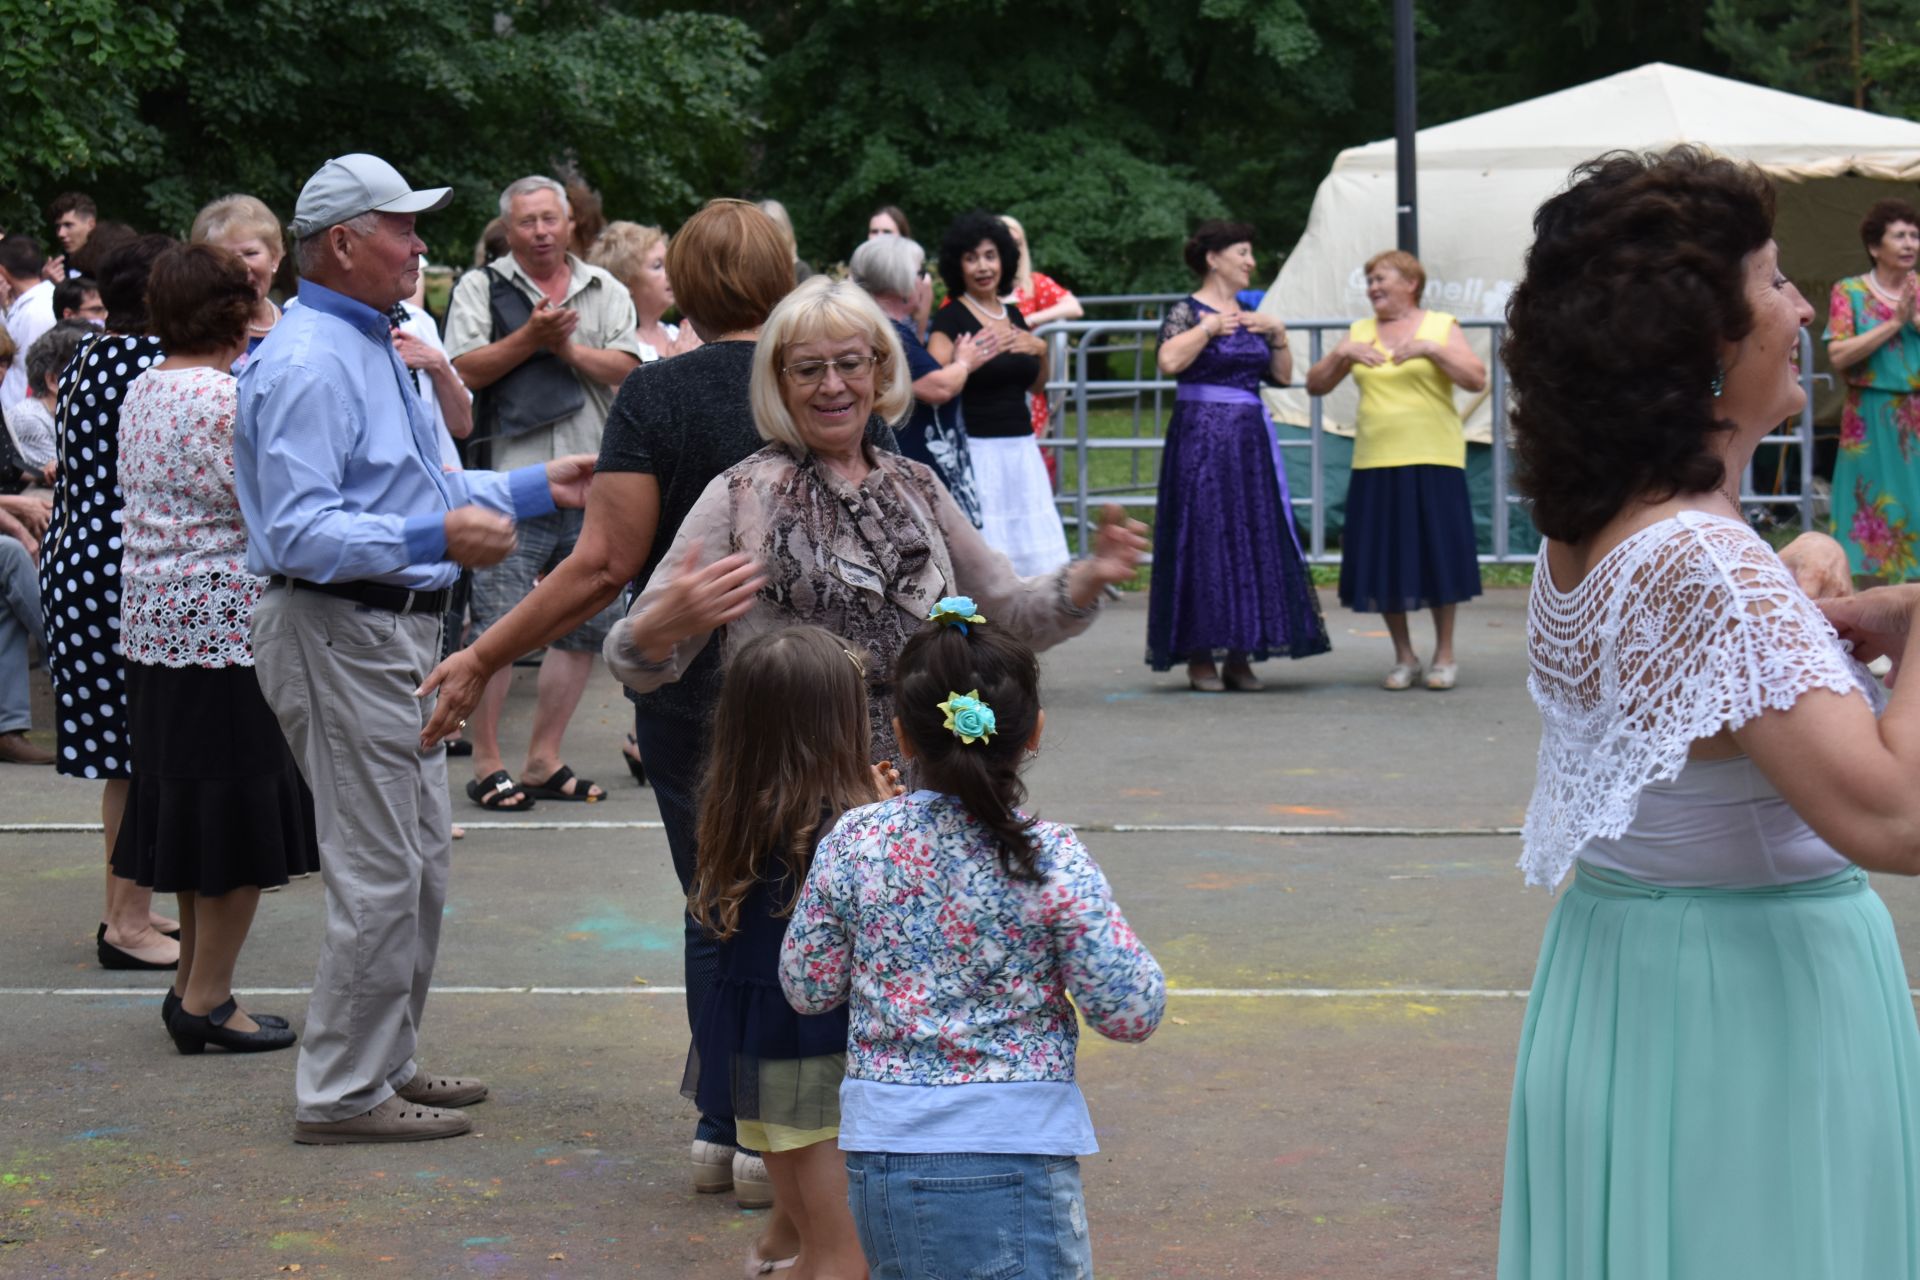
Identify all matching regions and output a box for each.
[622,733,647,786]
[521,764,604,803]
[466,769,535,811]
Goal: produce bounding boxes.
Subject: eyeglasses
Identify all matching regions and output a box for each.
[781,354,880,387]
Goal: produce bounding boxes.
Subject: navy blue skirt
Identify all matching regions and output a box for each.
[1338,464,1482,613]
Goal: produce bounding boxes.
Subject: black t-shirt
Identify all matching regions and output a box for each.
[595,340,897,723]
[928,301,1042,438]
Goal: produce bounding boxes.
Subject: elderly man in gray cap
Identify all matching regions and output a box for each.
[235,154,597,1143]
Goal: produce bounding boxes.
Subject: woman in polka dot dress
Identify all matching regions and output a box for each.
[41,233,181,970]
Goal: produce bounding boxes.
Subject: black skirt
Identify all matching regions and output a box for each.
[1338,464,1484,614]
[110,663,321,895]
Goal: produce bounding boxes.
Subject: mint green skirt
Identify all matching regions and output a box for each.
[1499,863,1920,1279]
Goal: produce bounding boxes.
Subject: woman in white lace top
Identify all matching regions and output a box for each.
[110,244,319,1056]
[1496,147,1920,1278]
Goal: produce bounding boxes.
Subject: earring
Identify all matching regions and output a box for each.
[1710,364,1725,398]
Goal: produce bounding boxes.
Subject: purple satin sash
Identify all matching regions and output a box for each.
[1175,383,1303,553]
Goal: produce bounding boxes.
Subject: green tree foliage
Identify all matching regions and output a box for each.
[0,0,182,234]
[1862,16,1920,121]
[2,1,759,262]
[1705,0,1913,113]
[737,0,1394,295]
[8,0,1917,297]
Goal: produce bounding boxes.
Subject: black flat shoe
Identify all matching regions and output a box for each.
[623,733,648,786]
[162,989,288,1031]
[97,923,178,971]
[167,997,297,1055]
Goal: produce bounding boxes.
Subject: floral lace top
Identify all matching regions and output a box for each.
[779,791,1165,1086]
[1522,511,1879,889]
[118,366,263,668]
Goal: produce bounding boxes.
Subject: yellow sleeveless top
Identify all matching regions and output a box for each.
[1349,309,1465,470]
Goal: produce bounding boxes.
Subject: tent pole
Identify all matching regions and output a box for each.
[1394,0,1418,255]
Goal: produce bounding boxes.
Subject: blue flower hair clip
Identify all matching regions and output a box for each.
[928,596,986,634]
[938,690,997,745]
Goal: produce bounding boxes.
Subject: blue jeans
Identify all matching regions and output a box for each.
[846,1152,1093,1280]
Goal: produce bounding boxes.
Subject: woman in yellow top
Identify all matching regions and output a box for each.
[1306,250,1487,689]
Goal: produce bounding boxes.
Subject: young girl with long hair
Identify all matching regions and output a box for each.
[687,625,899,1279]
[780,600,1165,1278]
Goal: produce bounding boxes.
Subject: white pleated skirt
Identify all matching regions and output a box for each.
[969,435,1070,578]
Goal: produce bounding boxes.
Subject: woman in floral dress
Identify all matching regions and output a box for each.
[1825,198,1920,581]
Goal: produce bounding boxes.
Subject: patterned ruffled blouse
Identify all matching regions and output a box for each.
[117,366,263,668]
[778,791,1165,1086]
[604,443,1099,762]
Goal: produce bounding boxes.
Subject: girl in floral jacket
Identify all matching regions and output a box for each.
[780,603,1164,1279]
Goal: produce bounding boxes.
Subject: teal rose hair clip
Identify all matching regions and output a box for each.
[928,596,986,634]
[938,690,997,745]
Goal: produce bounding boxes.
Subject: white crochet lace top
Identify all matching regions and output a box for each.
[1522,510,1881,890]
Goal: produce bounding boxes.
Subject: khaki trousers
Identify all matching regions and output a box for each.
[252,585,451,1123]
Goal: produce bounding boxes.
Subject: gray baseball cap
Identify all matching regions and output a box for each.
[289,154,452,238]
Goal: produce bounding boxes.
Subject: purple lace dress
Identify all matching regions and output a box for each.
[1145,298,1330,670]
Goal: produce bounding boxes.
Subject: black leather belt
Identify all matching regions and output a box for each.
[269,575,451,616]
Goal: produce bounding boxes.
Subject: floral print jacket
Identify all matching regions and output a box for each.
[779,791,1165,1086]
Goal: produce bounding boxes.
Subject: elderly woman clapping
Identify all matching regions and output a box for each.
[850,233,990,525]
[604,277,1147,762]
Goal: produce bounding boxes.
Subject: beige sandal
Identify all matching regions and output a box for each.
[1382,662,1420,691]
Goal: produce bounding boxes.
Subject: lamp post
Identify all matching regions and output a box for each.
[1394,0,1418,255]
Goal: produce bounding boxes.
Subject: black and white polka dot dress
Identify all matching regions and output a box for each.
[39,333,162,780]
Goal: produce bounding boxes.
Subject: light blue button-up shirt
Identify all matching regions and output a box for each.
[234,279,554,591]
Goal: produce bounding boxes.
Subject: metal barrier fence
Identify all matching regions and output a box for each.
[1033,303,1820,563]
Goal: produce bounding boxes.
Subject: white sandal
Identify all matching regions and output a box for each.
[1382,662,1420,691]
[1425,663,1458,691]
[745,1244,798,1276]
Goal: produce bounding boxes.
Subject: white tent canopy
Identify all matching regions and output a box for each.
[1263,62,1920,439]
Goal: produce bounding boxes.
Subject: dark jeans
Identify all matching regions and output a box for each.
[632,706,737,1149]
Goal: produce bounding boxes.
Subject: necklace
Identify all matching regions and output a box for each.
[964,295,1008,322]
[1865,269,1910,306]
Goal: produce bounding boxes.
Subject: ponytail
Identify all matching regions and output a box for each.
[894,615,1043,879]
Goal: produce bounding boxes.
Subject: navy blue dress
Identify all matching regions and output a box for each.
[890,318,982,527]
[683,867,849,1132]
[1145,299,1331,670]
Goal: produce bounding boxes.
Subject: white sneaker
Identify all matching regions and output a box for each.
[692,1138,734,1194]
[732,1150,773,1208]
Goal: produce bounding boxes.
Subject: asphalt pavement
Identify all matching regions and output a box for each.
[6,588,1914,1277]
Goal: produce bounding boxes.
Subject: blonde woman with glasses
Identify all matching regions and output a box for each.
[604,275,1148,767]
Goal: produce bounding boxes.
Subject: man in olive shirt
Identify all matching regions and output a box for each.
[444,175,641,811]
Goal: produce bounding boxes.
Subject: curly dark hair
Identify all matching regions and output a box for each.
[1502,147,1776,544]
[1183,220,1255,276]
[937,210,1017,299]
[892,618,1043,880]
[145,243,256,356]
[1860,198,1920,263]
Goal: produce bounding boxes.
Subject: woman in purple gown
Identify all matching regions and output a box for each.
[1147,221,1330,689]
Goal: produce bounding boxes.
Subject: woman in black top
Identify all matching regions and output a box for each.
[928,211,1070,576]
[414,200,891,1238]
